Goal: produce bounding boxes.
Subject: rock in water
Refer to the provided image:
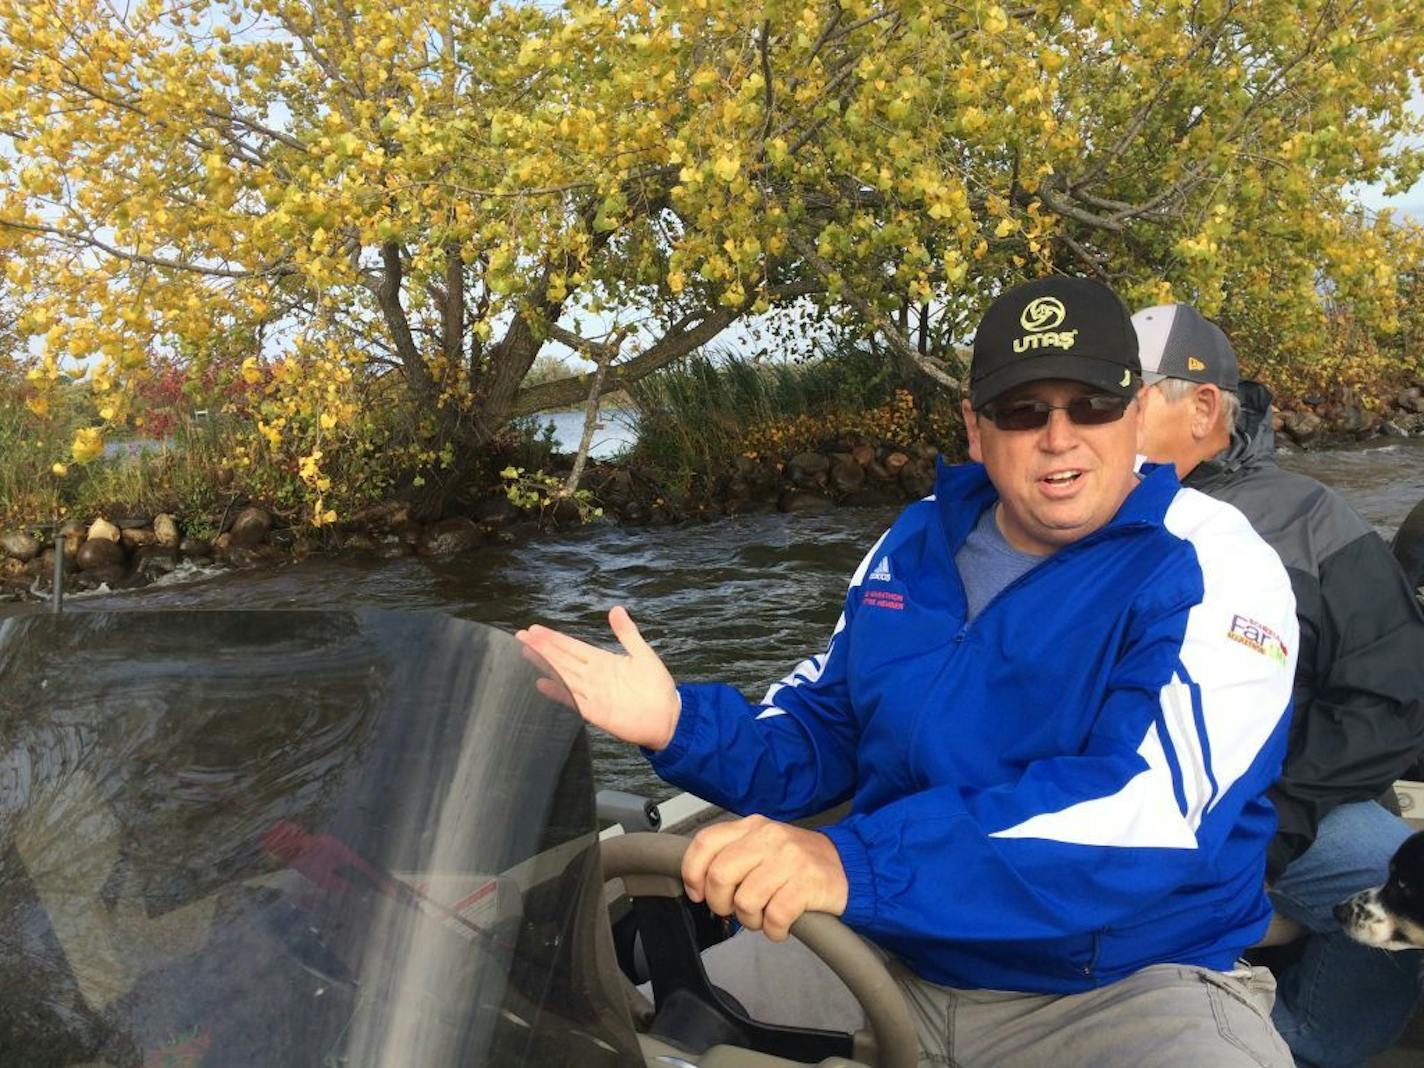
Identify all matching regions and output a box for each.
[829,454,866,493]
[131,547,180,582]
[898,459,935,499]
[76,538,126,572]
[87,518,121,543]
[778,490,836,515]
[787,452,831,486]
[341,532,380,554]
[0,532,39,562]
[121,527,157,550]
[417,517,481,557]
[228,506,273,546]
[153,514,180,548]
[179,536,212,558]
[1281,411,1323,446]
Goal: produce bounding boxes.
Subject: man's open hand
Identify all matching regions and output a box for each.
[681,815,849,942]
[515,606,680,751]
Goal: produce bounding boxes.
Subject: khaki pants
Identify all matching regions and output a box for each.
[684,932,1293,1067]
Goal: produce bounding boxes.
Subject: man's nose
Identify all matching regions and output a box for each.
[1040,407,1078,451]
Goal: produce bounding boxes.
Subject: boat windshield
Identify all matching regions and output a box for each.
[0,609,642,1067]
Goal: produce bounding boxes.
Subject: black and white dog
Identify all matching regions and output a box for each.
[1334,830,1424,950]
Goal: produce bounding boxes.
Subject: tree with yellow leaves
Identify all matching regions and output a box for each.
[2,0,1421,523]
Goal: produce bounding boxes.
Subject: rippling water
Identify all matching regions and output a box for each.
[13,438,1424,796]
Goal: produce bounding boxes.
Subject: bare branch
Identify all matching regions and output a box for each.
[756,21,776,153]
[546,322,625,360]
[201,107,307,154]
[561,341,620,499]
[1058,232,1113,282]
[1069,10,1234,190]
[786,6,841,96]
[510,307,738,416]
[1034,184,1126,232]
[0,217,291,279]
[786,231,960,394]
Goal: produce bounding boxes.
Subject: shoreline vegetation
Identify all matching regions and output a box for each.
[5,0,1424,563]
[6,0,1424,607]
[3,344,1423,605]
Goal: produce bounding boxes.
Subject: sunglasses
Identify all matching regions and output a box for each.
[979,393,1133,431]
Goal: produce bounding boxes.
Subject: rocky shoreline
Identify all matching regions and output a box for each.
[1273,383,1424,445]
[0,439,944,603]
[3,381,1421,604]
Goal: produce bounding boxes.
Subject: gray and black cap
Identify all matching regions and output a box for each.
[1131,304,1239,392]
[970,276,1141,409]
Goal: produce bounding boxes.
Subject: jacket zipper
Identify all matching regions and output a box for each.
[952,518,1154,642]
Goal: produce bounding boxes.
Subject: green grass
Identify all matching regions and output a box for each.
[0,392,244,537]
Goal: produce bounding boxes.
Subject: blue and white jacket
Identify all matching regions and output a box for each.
[650,460,1298,994]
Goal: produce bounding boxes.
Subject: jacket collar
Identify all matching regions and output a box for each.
[934,458,1181,554]
[1186,379,1276,491]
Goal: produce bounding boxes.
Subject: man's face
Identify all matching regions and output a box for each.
[1137,380,1198,467]
[963,379,1144,556]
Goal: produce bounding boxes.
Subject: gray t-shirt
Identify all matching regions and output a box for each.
[954,505,1046,623]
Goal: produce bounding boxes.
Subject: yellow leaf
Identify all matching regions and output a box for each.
[713,155,740,183]
[24,395,49,418]
[71,427,104,464]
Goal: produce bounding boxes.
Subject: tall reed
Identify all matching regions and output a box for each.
[623,346,902,494]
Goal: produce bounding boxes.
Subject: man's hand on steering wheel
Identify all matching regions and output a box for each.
[682,815,849,943]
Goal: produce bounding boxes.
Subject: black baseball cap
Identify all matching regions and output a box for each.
[1131,304,1239,392]
[970,276,1141,409]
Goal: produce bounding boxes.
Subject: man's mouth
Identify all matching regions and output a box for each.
[1041,470,1083,487]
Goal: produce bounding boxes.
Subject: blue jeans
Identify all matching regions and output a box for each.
[1268,801,1423,1067]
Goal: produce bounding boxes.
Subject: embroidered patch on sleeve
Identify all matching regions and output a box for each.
[1226,614,1289,665]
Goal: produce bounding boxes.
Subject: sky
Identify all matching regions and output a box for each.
[1356,176,1423,221]
[1354,89,1424,220]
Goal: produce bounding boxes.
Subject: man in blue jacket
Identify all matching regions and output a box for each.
[520,276,1300,1066]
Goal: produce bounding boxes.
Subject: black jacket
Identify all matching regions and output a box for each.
[1186,381,1424,880]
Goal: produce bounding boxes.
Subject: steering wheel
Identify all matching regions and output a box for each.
[601,832,916,1068]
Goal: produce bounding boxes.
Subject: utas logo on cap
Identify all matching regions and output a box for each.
[1020,297,1066,332]
[1014,296,1077,353]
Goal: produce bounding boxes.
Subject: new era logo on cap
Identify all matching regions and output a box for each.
[1131,304,1239,392]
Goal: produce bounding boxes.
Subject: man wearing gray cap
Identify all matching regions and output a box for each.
[1134,302,1424,1068]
